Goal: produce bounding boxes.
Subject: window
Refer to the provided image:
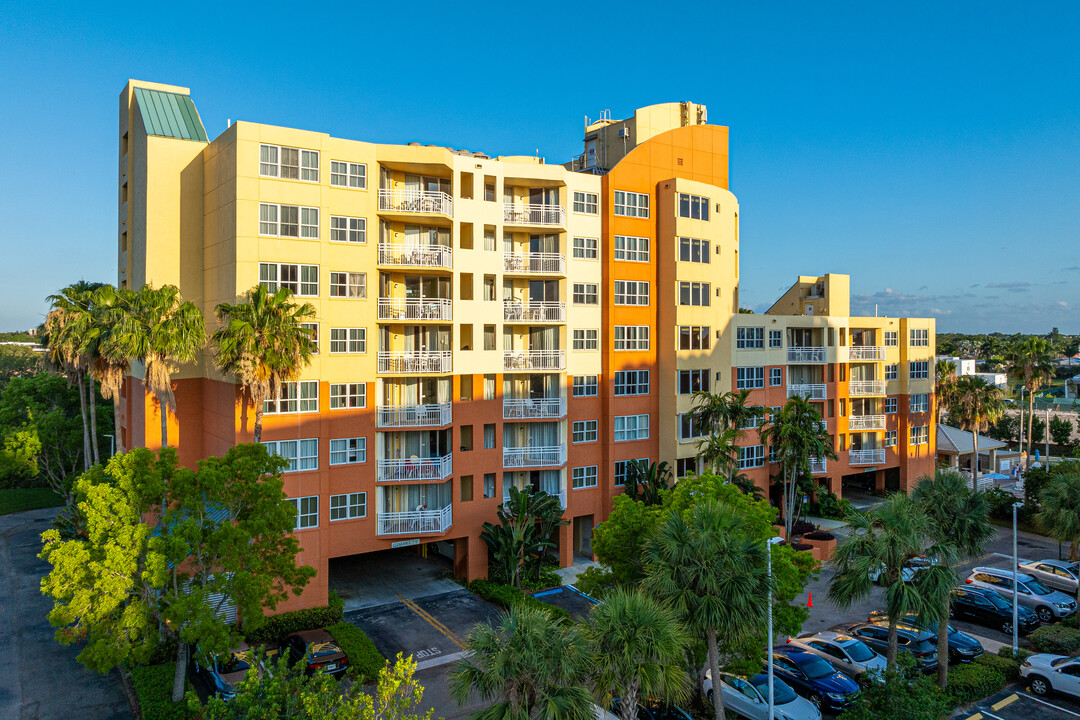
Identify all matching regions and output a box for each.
[330,216,366,243]
[910,425,929,445]
[736,367,765,390]
[910,393,929,412]
[572,465,598,489]
[260,144,317,181]
[678,369,710,394]
[613,235,650,262]
[736,327,764,349]
[676,457,697,478]
[573,420,598,443]
[678,193,710,220]
[614,458,648,486]
[460,475,473,501]
[738,445,766,469]
[260,262,318,296]
[329,271,366,298]
[329,492,366,520]
[330,161,366,189]
[330,437,366,465]
[265,381,318,413]
[330,383,365,409]
[614,280,650,305]
[300,150,319,181]
[573,329,599,351]
[573,282,598,305]
[884,397,898,414]
[484,424,495,449]
[484,374,496,400]
[679,413,705,442]
[885,364,898,380]
[301,323,318,354]
[910,329,929,347]
[679,237,710,263]
[613,190,649,218]
[614,414,650,441]
[573,375,598,397]
[287,496,319,529]
[769,330,782,348]
[884,331,898,347]
[614,326,650,351]
[263,439,318,472]
[259,144,281,177]
[330,328,366,353]
[678,281,711,307]
[572,236,598,260]
[258,203,319,239]
[884,430,897,448]
[483,473,495,498]
[572,191,598,214]
[909,361,929,379]
[678,326,710,351]
[769,368,783,386]
[614,370,650,396]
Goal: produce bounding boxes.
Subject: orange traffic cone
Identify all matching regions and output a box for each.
[807,592,814,608]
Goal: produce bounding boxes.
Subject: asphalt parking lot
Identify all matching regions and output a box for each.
[954,686,1080,720]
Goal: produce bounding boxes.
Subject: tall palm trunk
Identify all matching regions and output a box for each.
[622,680,640,720]
[76,372,91,471]
[112,396,123,456]
[886,617,899,670]
[253,393,264,443]
[936,595,950,688]
[1027,389,1035,469]
[971,431,980,491]
[88,379,100,464]
[160,397,169,449]
[706,628,726,720]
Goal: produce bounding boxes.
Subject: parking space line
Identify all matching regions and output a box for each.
[965,713,983,720]
[978,711,1005,720]
[1018,691,1080,717]
[991,694,1018,711]
[396,594,467,651]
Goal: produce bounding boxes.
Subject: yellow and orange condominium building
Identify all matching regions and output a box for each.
[117,80,936,611]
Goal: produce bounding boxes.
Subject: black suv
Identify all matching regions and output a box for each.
[950,585,1040,635]
[831,622,938,672]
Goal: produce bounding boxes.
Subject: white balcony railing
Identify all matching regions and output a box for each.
[849,346,885,361]
[503,350,566,371]
[505,489,567,510]
[377,504,452,536]
[503,300,566,323]
[849,380,887,396]
[378,351,452,374]
[378,298,452,322]
[849,448,886,465]
[788,347,827,363]
[503,252,566,275]
[809,457,828,474]
[378,188,453,217]
[377,454,453,482]
[503,446,566,468]
[377,243,453,270]
[848,414,886,431]
[788,383,827,400]
[503,397,566,420]
[503,203,566,227]
[376,403,452,428]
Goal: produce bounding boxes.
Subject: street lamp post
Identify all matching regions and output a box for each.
[766,536,783,720]
[1012,501,1024,655]
[103,434,115,459]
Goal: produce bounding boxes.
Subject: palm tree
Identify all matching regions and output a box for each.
[950,376,1005,490]
[624,460,672,505]
[827,493,933,669]
[115,284,205,449]
[81,285,129,456]
[211,285,316,442]
[691,389,758,436]
[644,499,770,720]
[1004,338,1054,469]
[761,396,837,539]
[1036,472,1080,610]
[450,604,593,720]
[911,470,995,688]
[587,587,690,720]
[695,426,740,477]
[934,359,958,425]
[481,486,567,588]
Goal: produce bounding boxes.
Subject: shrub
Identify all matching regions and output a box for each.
[997,644,1032,662]
[520,568,562,592]
[983,487,1018,520]
[947,662,1006,706]
[803,530,835,541]
[130,663,195,720]
[837,669,950,720]
[573,566,616,599]
[467,579,573,623]
[790,542,814,552]
[974,653,1022,682]
[791,520,816,535]
[1029,624,1080,655]
[244,590,344,644]
[326,622,385,683]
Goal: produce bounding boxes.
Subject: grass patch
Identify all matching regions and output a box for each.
[0,488,63,515]
[326,622,386,683]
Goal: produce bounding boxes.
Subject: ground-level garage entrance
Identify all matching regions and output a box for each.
[329,545,460,612]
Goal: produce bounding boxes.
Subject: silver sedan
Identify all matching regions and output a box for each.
[1019,559,1080,594]
[702,670,821,720]
[786,631,886,682]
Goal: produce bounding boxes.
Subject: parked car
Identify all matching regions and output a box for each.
[770,646,861,712]
[190,642,255,700]
[1020,653,1080,698]
[610,699,693,720]
[1018,559,1080,595]
[865,611,983,663]
[868,556,937,584]
[280,629,349,677]
[950,586,1040,635]
[830,622,938,672]
[787,631,886,683]
[702,670,820,720]
[965,566,1078,623]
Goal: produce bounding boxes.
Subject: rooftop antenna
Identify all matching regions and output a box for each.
[875,303,879,317]
[227,118,232,128]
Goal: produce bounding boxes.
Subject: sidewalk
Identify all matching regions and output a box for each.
[554,558,599,586]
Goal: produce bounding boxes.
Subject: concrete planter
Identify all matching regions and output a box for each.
[801,535,837,563]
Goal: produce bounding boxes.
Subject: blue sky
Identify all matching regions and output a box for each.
[1,2,1077,333]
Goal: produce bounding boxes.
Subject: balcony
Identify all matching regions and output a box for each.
[378,188,453,217]
[377,454,453,482]
[849,448,886,466]
[787,383,827,400]
[378,243,453,270]
[848,380,887,397]
[503,350,566,371]
[504,489,566,510]
[377,403,452,428]
[377,504,452,536]
[503,300,566,323]
[809,457,828,474]
[848,414,886,431]
[503,252,566,275]
[378,351,452,374]
[378,298,452,322]
[503,446,566,468]
[849,346,885,361]
[788,347,827,363]
[503,397,566,420]
[503,203,566,228]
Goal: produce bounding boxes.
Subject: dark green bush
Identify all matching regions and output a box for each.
[244,590,344,643]
[467,579,573,623]
[131,663,195,720]
[837,669,950,720]
[573,566,616,599]
[974,653,1022,682]
[997,644,1032,662]
[1030,624,1080,655]
[520,568,562,591]
[947,662,1006,706]
[983,487,1018,520]
[326,622,385,683]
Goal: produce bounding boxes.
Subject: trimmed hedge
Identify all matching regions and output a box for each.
[974,653,1022,682]
[997,644,1032,662]
[245,590,344,643]
[1029,623,1080,655]
[467,579,573,623]
[326,622,386,683]
[947,662,1006,707]
[131,663,194,720]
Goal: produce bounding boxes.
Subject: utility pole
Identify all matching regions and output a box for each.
[1018,387,1025,471]
[1046,407,1051,469]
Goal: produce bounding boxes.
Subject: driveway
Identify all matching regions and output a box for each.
[952,686,1080,720]
[0,508,131,719]
[329,548,461,612]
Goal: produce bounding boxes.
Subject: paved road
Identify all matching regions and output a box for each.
[0,508,131,720]
[952,685,1080,720]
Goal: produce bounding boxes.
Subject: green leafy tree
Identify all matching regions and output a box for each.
[1004,337,1055,469]
[481,486,567,588]
[450,604,593,720]
[39,444,315,703]
[0,423,41,484]
[988,413,1018,443]
[0,344,41,388]
[1036,472,1080,609]
[624,459,672,505]
[1050,415,1074,448]
[1028,413,1046,445]
[591,493,666,588]
[934,360,958,424]
[950,376,1005,489]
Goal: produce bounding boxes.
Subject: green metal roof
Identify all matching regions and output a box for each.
[133,87,208,142]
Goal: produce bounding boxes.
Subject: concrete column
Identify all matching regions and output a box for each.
[559,521,573,568]
[465,534,488,582]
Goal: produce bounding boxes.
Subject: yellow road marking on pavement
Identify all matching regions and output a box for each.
[966,713,983,720]
[991,694,1018,711]
[396,595,467,650]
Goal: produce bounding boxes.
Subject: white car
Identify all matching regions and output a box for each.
[786,631,886,682]
[1018,559,1080,595]
[1021,654,1080,698]
[703,669,821,720]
